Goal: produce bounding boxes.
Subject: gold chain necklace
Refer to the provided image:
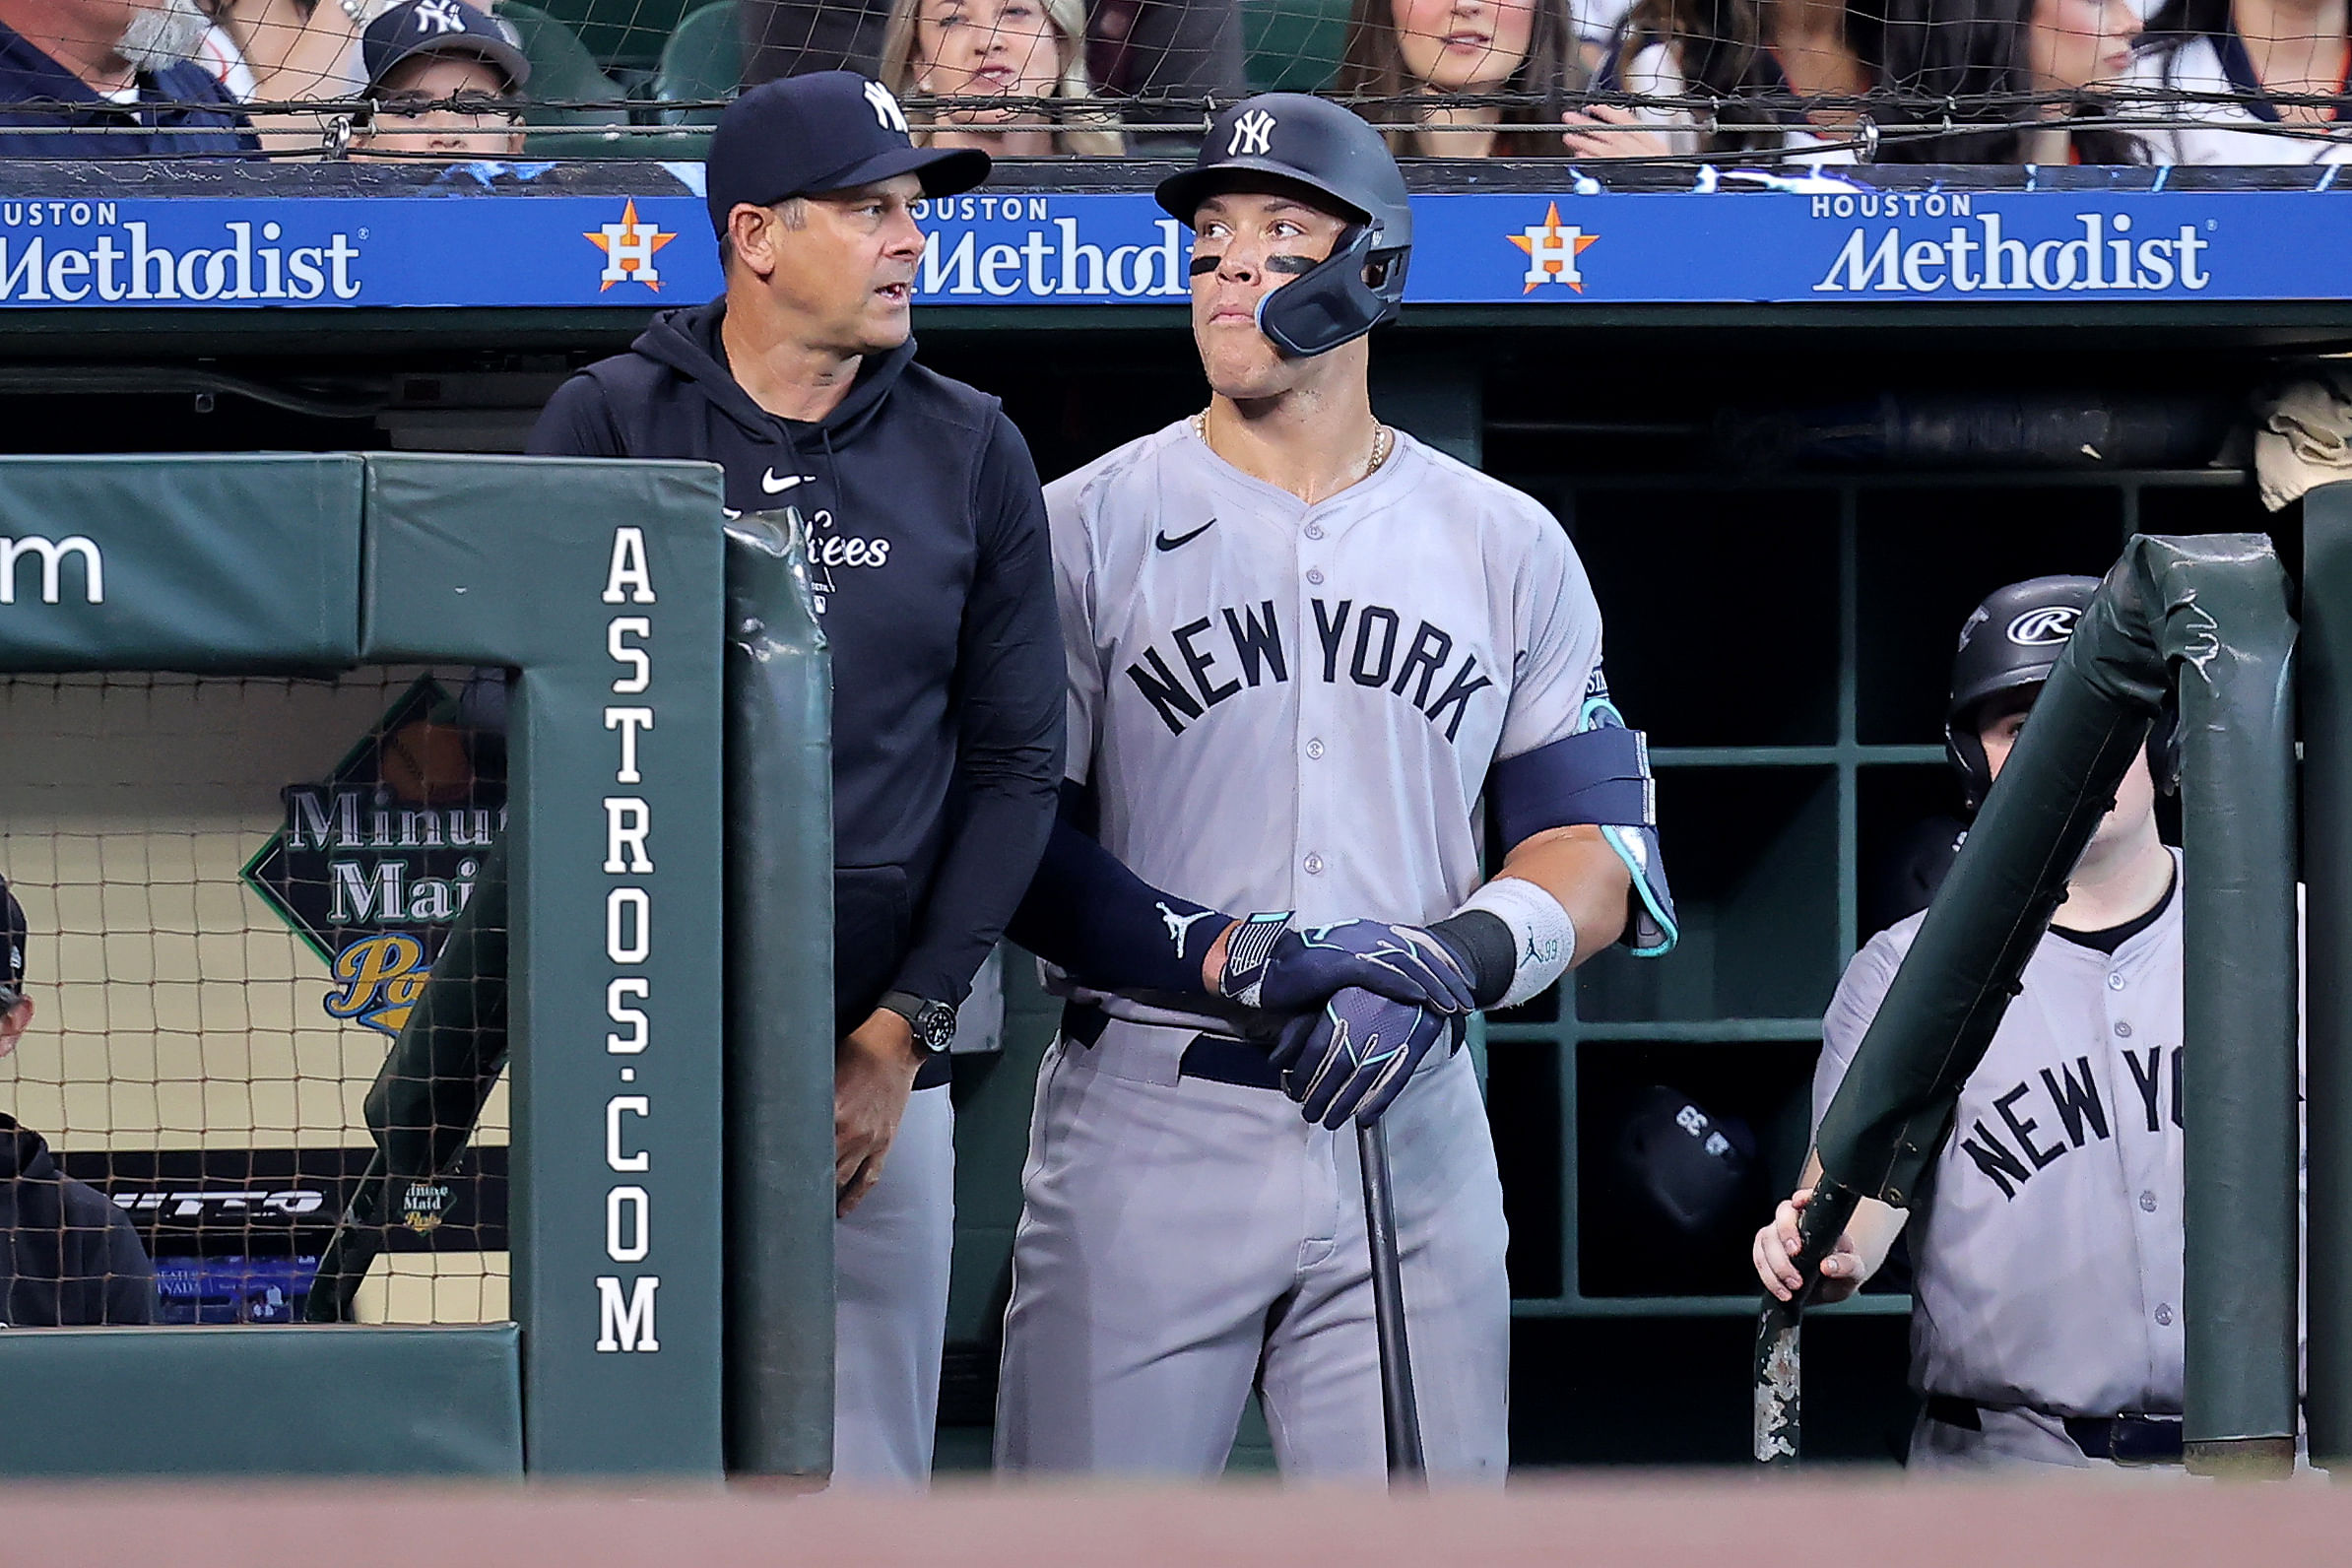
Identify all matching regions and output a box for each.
[1193,411,1395,496]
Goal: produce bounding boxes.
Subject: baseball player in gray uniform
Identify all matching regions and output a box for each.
[1754,575,2191,1469]
[998,93,1676,1482]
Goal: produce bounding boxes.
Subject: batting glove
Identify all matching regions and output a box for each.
[1216,913,1477,1015]
[1270,986,1451,1129]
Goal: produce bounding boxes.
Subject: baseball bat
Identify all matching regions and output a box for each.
[1358,1119,1426,1482]
[1751,1179,1861,1466]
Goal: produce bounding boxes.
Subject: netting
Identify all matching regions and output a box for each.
[0,0,2342,163]
[0,669,509,1329]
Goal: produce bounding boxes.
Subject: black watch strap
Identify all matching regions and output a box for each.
[879,990,956,1054]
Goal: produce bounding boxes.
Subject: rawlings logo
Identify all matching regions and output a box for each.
[2006,606,2080,646]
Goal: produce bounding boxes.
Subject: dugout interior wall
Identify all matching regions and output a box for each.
[0,454,729,1477]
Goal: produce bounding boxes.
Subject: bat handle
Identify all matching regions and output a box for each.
[1358,1119,1427,1481]
[1751,1179,1863,1467]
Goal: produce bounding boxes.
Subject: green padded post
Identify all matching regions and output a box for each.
[721,514,837,1478]
[2301,483,2352,1470]
[362,453,729,1476]
[2164,538,2298,1475]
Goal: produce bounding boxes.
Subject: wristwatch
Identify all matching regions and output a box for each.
[878,991,957,1055]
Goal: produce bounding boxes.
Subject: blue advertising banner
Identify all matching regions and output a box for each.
[0,171,2339,309]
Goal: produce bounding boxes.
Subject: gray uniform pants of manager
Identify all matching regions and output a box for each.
[994,1031,1510,1481]
[835,1083,954,1486]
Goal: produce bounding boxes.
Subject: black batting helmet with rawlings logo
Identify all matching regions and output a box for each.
[1946,574,2181,813]
[1155,93,1411,359]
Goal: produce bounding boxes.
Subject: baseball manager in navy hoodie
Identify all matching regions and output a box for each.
[528,70,1063,1486]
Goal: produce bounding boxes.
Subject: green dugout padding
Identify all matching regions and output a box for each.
[0,454,747,1478]
[0,1327,522,1477]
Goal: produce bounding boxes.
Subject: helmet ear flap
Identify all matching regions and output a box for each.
[2149,698,2184,796]
[1947,723,1993,816]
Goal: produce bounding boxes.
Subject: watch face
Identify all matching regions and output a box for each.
[919,1002,956,1053]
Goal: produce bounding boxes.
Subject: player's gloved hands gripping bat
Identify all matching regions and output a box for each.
[1270,986,1451,1129]
[1215,911,1478,1016]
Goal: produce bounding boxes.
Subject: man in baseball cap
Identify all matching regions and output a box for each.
[354,0,530,163]
[529,72,1062,1485]
[0,879,161,1327]
[701,69,987,241]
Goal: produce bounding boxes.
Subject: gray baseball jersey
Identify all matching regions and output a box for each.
[1813,850,2187,1423]
[994,417,1605,1480]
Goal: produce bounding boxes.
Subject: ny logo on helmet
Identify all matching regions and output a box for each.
[2005,606,2078,646]
[1228,108,1275,157]
[865,80,909,134]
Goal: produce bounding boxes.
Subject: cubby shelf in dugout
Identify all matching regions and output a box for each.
[1487,465,2260,1322]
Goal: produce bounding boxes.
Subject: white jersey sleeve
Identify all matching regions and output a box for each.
[1493,491,1604,762]
[1044,460,1111,787]
[1811,918,1920,1134]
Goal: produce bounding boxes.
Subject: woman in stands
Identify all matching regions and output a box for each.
[1559,0,1874,159]
[1872,0,2145,163]
[879,0,1125,154]
[1334,0,1588,155]
[2120,0,2352,161]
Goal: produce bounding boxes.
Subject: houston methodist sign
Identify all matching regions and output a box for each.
[0,173,2336,307]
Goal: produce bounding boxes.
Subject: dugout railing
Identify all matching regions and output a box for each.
[0,454,735,1477]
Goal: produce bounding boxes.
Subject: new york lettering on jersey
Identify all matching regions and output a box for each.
[1121,595,1496,744]
[1049,419,1601,927]
[1816,856,2187,1416]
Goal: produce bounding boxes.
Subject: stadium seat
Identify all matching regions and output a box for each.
[493,0,636,156]
[1241,0,1349,93]
[516,0,702,72]
[652,2,742,124]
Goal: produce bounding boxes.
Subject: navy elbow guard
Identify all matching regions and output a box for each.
[1490,697,1679,958]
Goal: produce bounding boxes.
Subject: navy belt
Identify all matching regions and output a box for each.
[1177,1016,1467,1092]
[1925,1395,2183,1465]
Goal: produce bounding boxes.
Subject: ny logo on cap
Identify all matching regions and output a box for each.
[414,0,466,33]
[865,80,909,134]
[1228,108,1274,157]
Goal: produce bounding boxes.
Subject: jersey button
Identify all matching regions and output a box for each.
[2108,973,2126,991]
[2115,1020,2134,1038]
[1304,853,1325,875]
[2139,1191,2159,1212]
[2154,1304,2175,1327]
[1306,567,1326,585]
[1306,738,1326,759]
[1305,523,1326,540]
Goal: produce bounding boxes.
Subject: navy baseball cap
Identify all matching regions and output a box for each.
[362,0,531,94]
[0,879,24,1001]
[705,72,989,238]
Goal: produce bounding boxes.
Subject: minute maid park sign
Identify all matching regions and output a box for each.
[241,676,504,1038]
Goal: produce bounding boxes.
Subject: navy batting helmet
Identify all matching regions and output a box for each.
[1946,574,2181,813]
[1155,94,1411,359]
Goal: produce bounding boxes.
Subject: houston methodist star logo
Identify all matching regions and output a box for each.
[1509,203,1599,294]
[586,199,676,293]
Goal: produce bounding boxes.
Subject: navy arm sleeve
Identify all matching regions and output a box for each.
[1009,785,1229,996]
[888,412,1067,1007]
[526,373,628,458]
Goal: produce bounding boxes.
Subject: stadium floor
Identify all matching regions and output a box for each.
[4,1471,2345,1566]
